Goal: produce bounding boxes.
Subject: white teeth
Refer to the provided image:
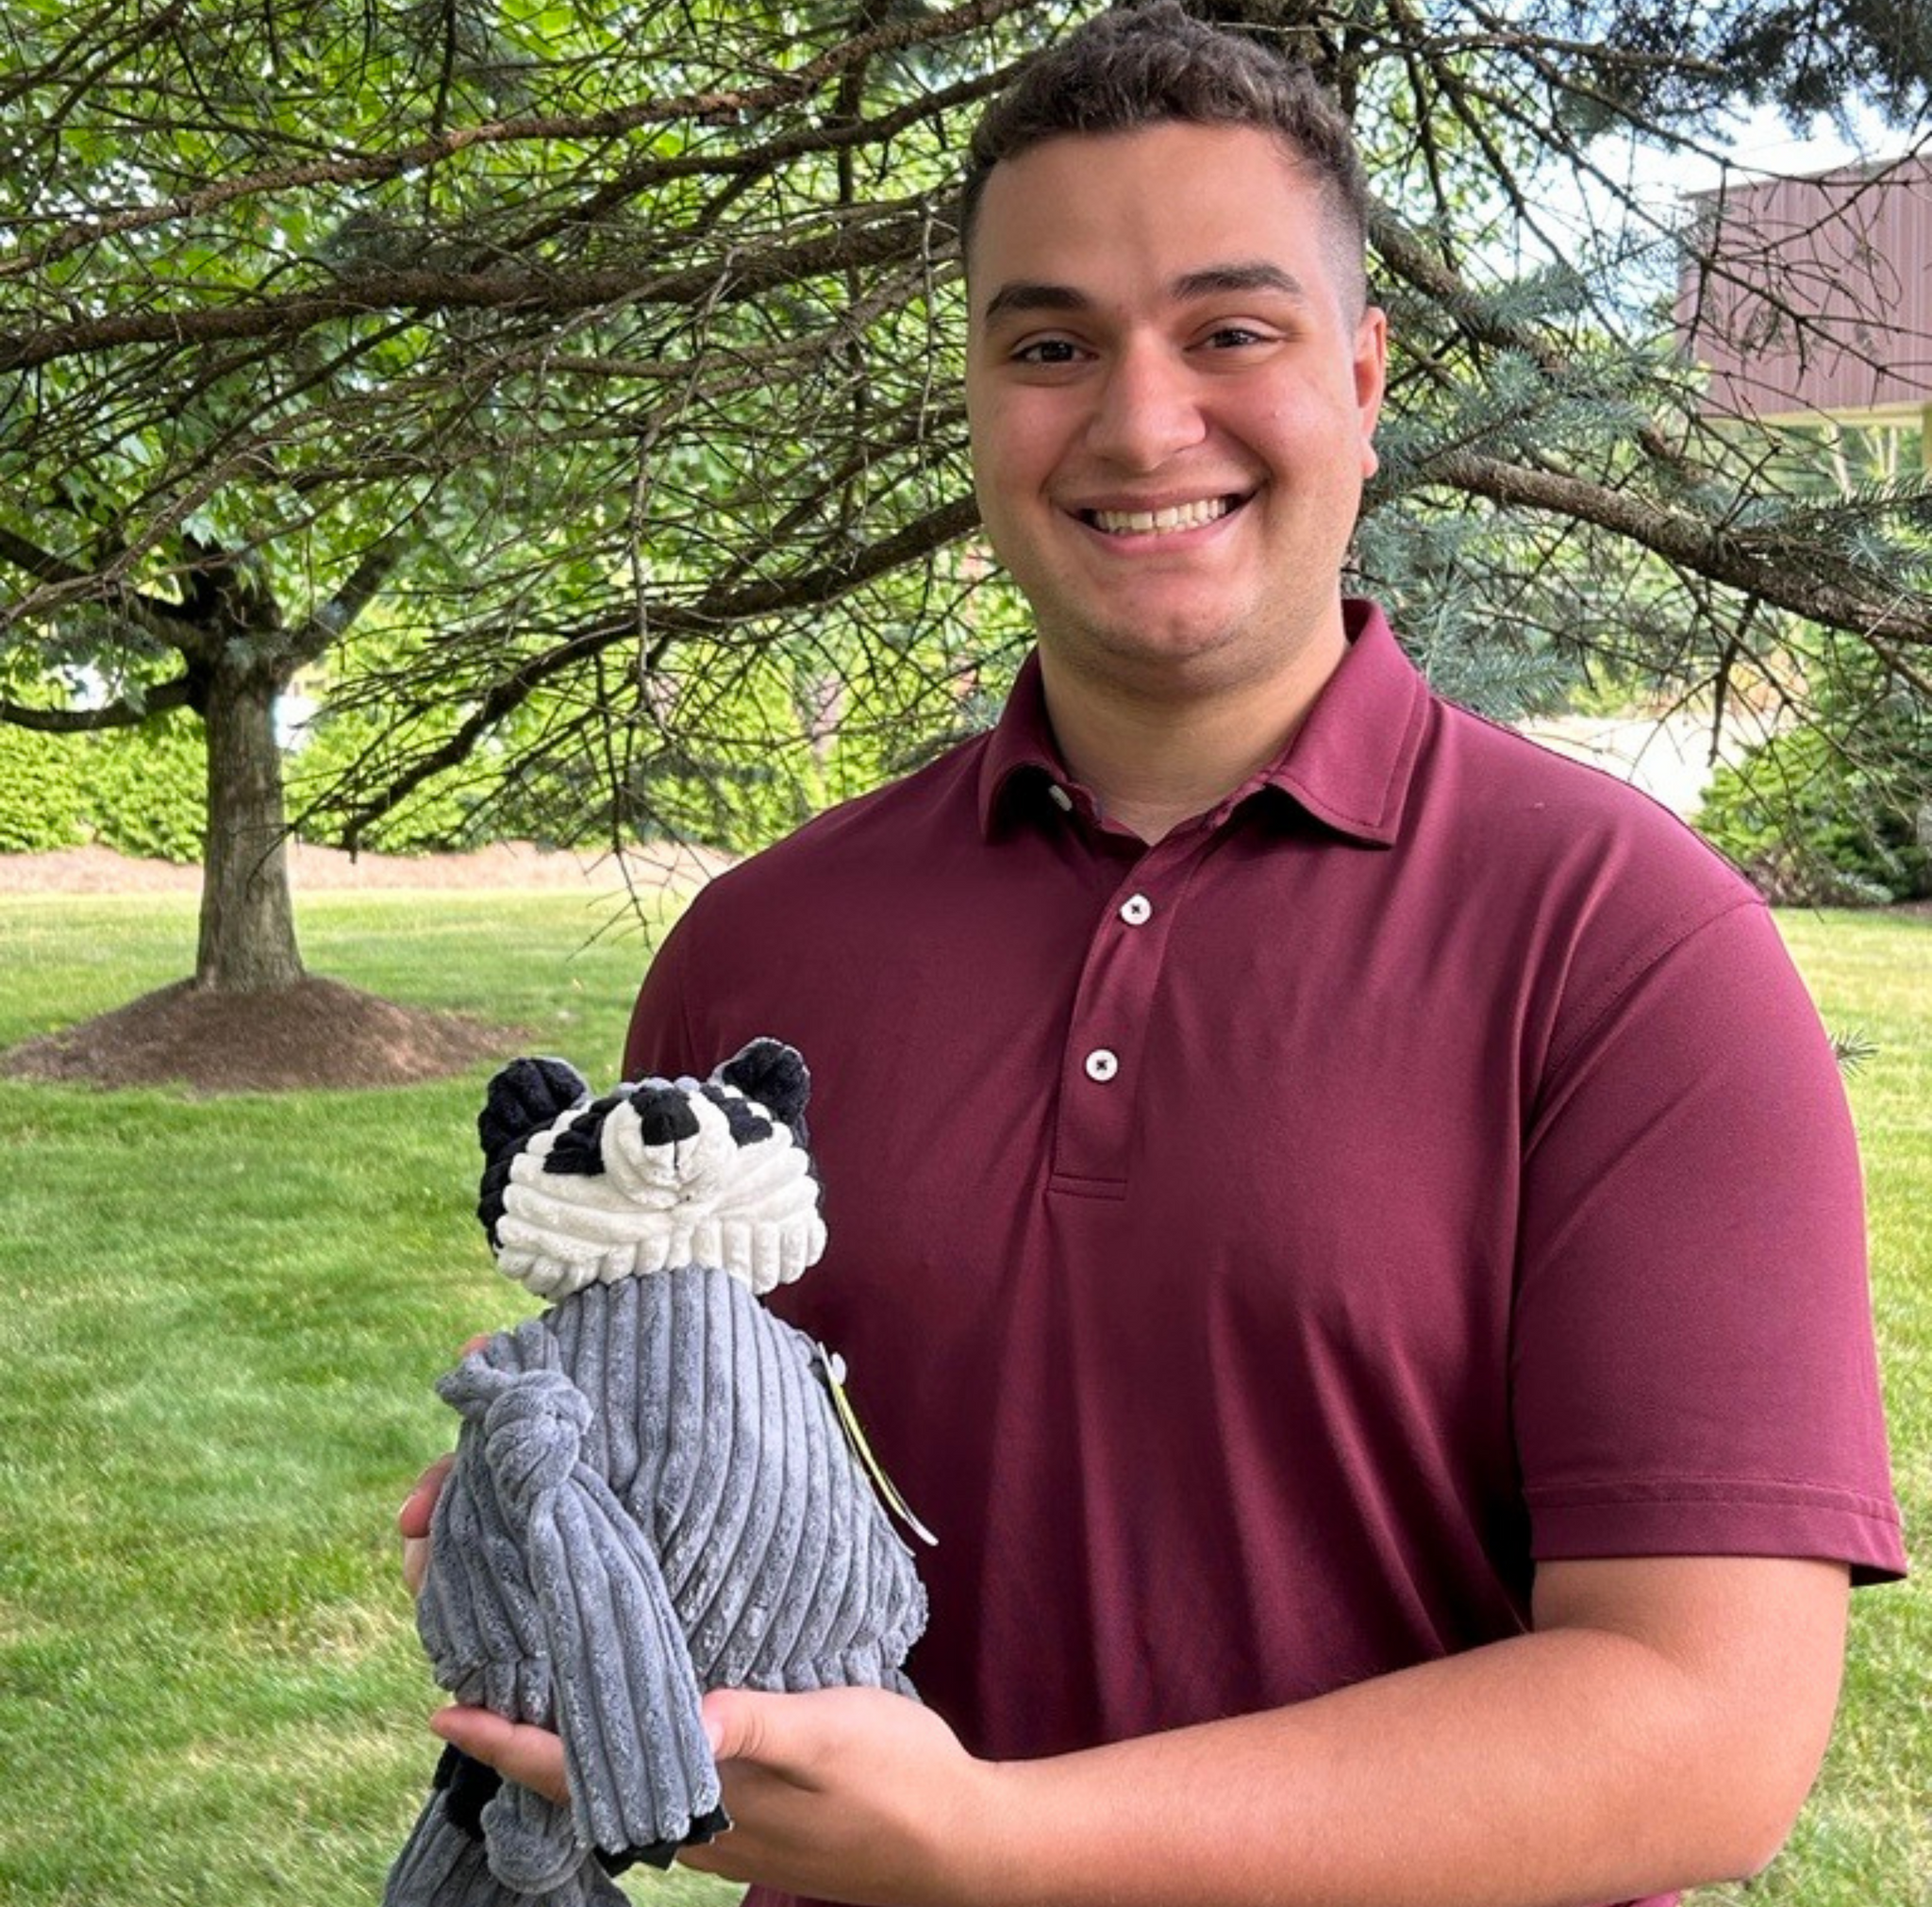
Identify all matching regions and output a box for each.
[1090,496,1235,535]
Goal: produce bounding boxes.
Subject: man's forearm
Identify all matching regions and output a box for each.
[957,1558,1845,1907]
[974,1631,1770,1905]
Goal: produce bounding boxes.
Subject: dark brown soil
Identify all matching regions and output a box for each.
[0,976,515,1095]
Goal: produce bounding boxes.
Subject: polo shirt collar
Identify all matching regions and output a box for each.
[1253,598,1429,845]
[976,652,1067,837]
[977,597,1430,846]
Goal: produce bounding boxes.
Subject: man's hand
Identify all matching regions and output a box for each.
[429,1687,998,1907]
[430,1702,572,1800]
[418,1557,1847,1907]
[681,1686,998,1905]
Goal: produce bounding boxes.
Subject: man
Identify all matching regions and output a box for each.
[409,7,1906,1903]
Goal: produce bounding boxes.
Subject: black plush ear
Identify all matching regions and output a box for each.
[715,1038,810,1127]
[476,1057,590,1245]
[479,1057,591,1159]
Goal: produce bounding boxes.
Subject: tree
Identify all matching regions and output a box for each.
[1,0,1027,1011]
[4,0,1930,1036]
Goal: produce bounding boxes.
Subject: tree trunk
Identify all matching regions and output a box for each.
[195,657,305,992]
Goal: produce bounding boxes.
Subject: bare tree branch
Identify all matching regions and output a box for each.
[336,492,982,843]
[0,674,195,731]
[0,523,195,649]
[286,536,409,661]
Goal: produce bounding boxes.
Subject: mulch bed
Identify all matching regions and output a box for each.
[0,976,516,1095]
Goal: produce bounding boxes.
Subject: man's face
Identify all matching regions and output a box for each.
[964,122,1386,699]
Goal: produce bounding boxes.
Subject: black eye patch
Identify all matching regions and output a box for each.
[700,1083,774,1146]
[545,1093,625,1176]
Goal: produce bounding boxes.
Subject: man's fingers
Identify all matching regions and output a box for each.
[700,1685,856,1785]
[398,1452,455,1597]
[430,1706,572,1805]
[398,1453,455,1539]
[702,1685,781,1765]
[396,1330,491,1575]
[401,1533,431,1598]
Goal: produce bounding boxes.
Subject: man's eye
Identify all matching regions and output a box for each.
[1202,326,1268,349]
[1014,338,1081,365]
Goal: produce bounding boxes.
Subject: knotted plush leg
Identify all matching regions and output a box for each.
[461,1360,728,1869]
[385,1764,500,1907]
[481,1777,605,1899]
[385,1746,632,1907]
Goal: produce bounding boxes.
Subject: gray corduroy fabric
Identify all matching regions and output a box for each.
[385,1049,926,1907]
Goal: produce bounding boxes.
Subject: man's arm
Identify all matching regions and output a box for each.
[431,1552,1849,1907]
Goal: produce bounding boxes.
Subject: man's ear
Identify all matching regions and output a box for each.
[715,1038,811,1126]
[1354,302,1388,479]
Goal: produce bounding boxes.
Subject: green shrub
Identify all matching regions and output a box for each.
[0,710,208,861]
[0,723,87,852]
[80,711,208,861]
[1697,720,1931,905]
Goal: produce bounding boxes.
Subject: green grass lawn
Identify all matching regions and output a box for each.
[1692,911,1932,1904]
[0,890,735,1905]
[0,893,1923,1905]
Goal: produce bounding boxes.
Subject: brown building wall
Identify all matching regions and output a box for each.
[1677,153,1932,422]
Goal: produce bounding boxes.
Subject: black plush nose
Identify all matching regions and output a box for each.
[628,1085,702,1148]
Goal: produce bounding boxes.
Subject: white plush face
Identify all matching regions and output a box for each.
[486,1058,827,1302]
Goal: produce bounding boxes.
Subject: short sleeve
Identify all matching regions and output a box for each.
[1512,897,1907,1584]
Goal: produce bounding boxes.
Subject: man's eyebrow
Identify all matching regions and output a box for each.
[978,263,1311,326]
[979,280,1091,325]
[1172,261,1311,303]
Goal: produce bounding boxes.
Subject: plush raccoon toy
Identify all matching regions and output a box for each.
[385,1039,928,1907]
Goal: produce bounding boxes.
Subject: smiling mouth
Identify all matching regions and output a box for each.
[1080,494,1246,537]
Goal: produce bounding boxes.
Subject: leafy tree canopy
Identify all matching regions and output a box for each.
[3,0,1930,979]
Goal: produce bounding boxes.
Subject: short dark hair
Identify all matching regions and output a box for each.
[958,1,1370,308]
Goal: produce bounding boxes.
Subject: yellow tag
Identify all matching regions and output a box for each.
[813,1343,938,1547]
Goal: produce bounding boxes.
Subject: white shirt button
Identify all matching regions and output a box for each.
[1119,894,1153,926]
[1084,1048,1120,1082]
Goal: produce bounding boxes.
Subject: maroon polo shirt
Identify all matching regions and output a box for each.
[625,601,1905,1907]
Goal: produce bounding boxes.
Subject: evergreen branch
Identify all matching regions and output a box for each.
[0,0,1031,281]
[1431,450,1932,644]
[497,67,1013,262]
[0,207,936,373]
[1369,206,1696,479]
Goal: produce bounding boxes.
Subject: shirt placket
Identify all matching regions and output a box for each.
[1048,827,1205,1200]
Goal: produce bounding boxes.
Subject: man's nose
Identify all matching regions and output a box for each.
[1082,340,1208,471]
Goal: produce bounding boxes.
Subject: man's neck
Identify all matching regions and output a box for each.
[1037,632,1348,846]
